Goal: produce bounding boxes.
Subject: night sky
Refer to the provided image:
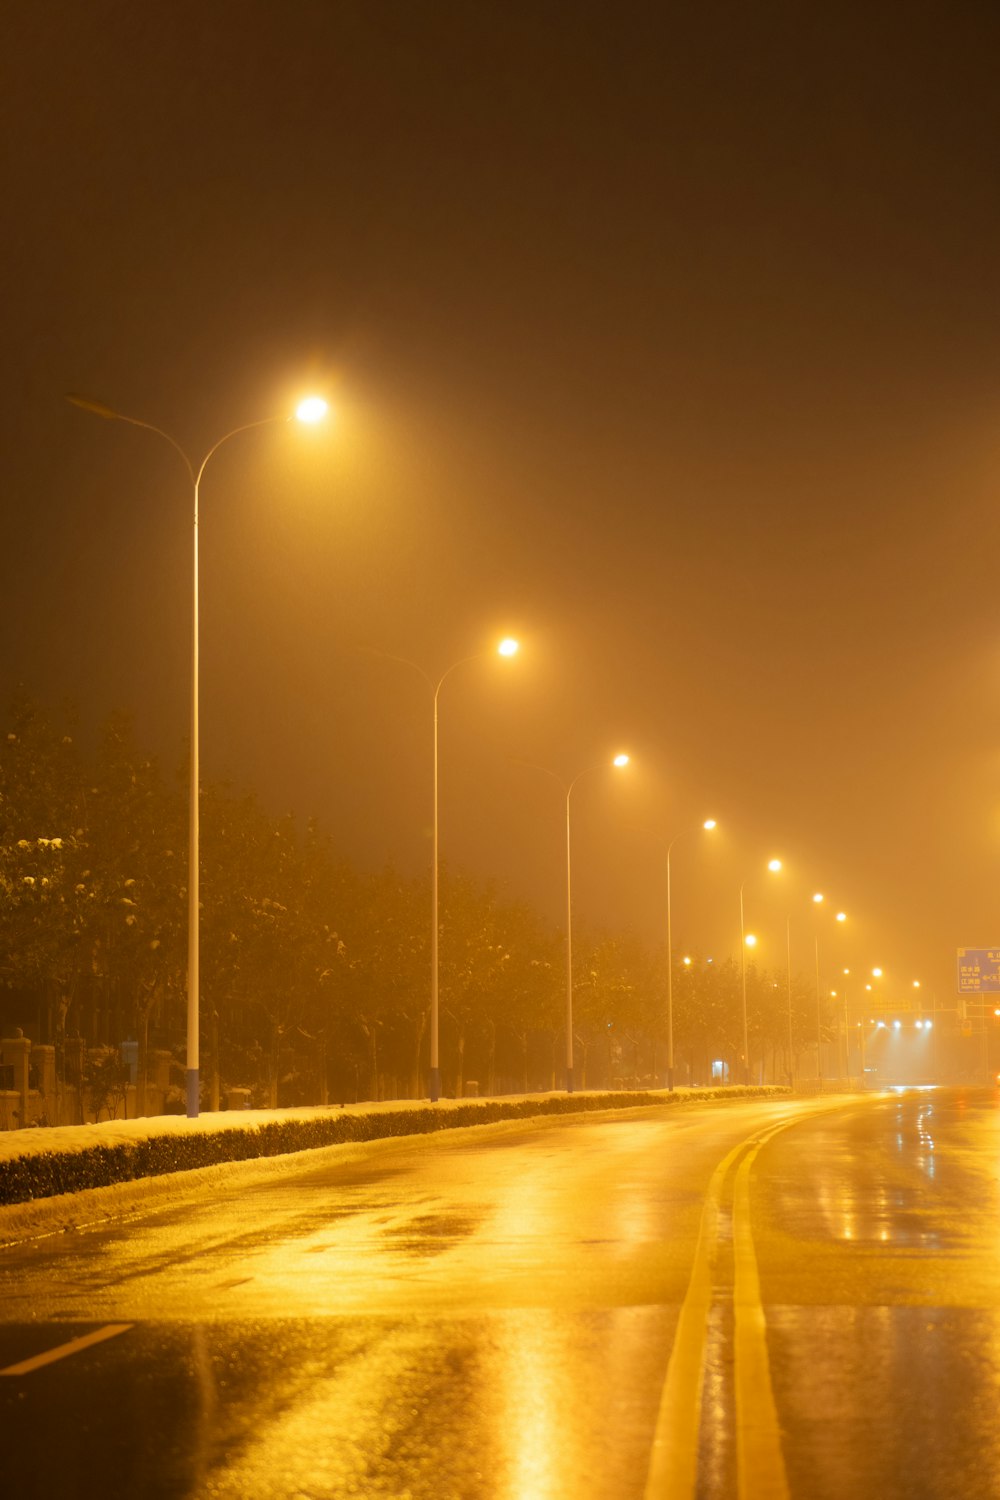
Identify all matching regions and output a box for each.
[4,1,1000,1005]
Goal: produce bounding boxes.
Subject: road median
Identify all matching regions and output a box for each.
[0,1085,789,1208]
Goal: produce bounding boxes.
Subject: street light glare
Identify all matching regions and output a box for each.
[613,753,630,767]
[812,892,824,904]
[768,858,782,873]
[703,818,717,830]
[497,637,519,657]
[872,967,883,978]
[295,395,328,424]
[836,911,847,922]
[745,933,758,947]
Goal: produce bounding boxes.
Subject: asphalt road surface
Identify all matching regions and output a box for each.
[1,1088,999,1499]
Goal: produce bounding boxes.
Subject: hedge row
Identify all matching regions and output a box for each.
[0,1085,788,1206]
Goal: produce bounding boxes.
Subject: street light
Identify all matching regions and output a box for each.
[739,858,782,1085]
[369,638,519,1102]
[665,818,717,1092]
[564,754,629,1092]
[68,391,329,1118]
[431,638,519,1102]
[520,752,630,1092]
[812,894,825,1080]
[808,895,848,1083]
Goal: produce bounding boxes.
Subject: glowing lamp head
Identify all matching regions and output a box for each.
[683,955,692,966]
[912,980,921,989]
[497,637,519,657]
[745,933,758,948]
[812,892,824,904]
[872,967,883,979]
[836,911,847,922]
[767,858,782,873]
[613,753,630,768]
[295,395,328,424]
[703,818,717,831]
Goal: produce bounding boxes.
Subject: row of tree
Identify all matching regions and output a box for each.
[0,692,829,1108]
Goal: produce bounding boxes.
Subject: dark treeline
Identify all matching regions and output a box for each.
[0,692,824,1108]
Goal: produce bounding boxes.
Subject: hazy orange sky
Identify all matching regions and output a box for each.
[4,1,1000,1006]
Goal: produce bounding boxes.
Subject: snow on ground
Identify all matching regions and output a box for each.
[0,1088,680,1165]
[0,1096,490,1163]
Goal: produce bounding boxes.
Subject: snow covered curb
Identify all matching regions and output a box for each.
[0,1085,788,1208]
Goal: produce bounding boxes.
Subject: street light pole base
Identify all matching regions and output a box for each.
[429,1067,441,1103]
[186,1069,200,1119]
[566,1066,574,1094]
[666,1066,674,1093]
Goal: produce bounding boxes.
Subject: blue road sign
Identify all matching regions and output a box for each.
[957,947,1000,993]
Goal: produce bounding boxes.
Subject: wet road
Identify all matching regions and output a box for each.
[1,1088,999,1499]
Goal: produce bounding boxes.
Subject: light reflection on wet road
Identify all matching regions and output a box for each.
[1,1090,1000,1498]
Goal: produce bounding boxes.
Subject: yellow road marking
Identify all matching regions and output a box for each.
[734,1127,791,1500]
[645,1101,854,1499]
[0,1323,133,1376]
[643,1134,748,1499]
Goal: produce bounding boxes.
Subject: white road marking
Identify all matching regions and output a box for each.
[0,1322,133,1376]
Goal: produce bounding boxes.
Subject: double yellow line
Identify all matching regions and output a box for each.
[644,1114,801,1500]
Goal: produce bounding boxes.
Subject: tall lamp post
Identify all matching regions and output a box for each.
[68,391,329,1118]
[739,858,782,1085]
[810,895,847,1084]
[839,969,851,1078]
[564,755,629,1092]
[786,916,795,1087]
[520,753,630,1092]
[862,968,884,1089]
[665,819,717,1092]
[370,638,519,1103]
